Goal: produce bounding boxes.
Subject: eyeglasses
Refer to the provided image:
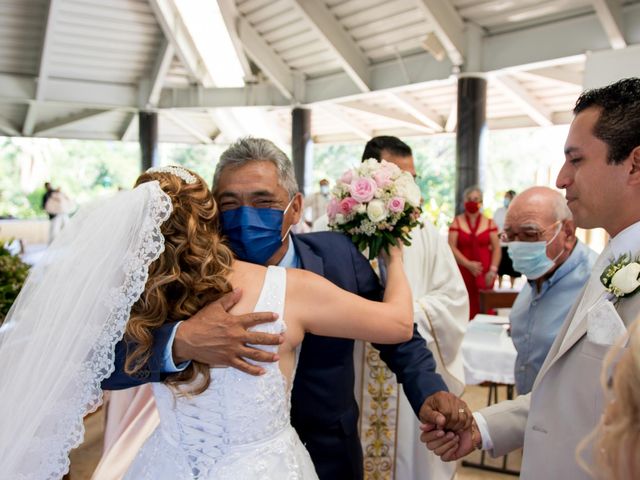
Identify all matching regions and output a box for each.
[500,220,562,243]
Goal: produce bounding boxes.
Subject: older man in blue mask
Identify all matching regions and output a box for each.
[502,186,597,394]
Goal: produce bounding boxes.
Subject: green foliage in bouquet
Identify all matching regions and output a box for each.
[340,206,422,260]
[0,242,30,324]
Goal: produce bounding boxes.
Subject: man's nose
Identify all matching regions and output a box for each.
[555,162,571,189]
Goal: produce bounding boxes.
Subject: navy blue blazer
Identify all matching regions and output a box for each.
[288,232,447,430]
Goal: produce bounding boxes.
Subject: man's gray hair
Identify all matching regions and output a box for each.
[214,137,299,198]
[551,190,573,222]
[463,185,483,201]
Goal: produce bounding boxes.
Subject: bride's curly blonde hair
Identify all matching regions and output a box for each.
[577,317,640,479]
[124,168,234,395]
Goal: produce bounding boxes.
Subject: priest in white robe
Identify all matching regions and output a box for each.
[314,138,468,479]
[314,213,468,480]
[353,136,468,480]
[390,220,468,480]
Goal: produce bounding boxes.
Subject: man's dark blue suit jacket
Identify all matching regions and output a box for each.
[102,232,447,480]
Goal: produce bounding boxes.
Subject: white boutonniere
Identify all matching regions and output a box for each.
[600,253,640,300]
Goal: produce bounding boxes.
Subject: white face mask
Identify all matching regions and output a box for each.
[320,185,329,195]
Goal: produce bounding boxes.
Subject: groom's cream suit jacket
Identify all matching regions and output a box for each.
[479,221,640,479]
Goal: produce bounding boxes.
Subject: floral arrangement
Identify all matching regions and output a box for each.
[0,241,30,325]
[600,253,640,300]
[327,159,423,259]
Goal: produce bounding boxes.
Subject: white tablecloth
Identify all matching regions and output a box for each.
[462,315,517,385]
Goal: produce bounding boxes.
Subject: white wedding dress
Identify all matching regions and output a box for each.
[124,266,319,480]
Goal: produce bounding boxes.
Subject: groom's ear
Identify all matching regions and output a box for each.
[628,146,640,186]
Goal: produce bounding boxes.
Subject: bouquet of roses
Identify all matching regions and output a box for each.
[327,158,423,259]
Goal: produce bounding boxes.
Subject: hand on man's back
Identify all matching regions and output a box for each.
[173,288,283,376]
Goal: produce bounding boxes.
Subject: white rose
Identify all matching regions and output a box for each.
[394,172,421,207]
[367,199,388,223]
[354,203,366,214]
[394,175,409,197]
[335,213,346,225]
[405,182,422,207]
[394,171,412,189]
[611,262,640,295]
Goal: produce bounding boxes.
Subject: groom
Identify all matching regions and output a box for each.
[423,77,640,478]
[104,137,471,479]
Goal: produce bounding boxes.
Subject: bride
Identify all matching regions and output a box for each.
[0,166,416,479]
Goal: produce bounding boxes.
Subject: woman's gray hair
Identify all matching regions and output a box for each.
[214,137,299,198]
[463,185,483,201]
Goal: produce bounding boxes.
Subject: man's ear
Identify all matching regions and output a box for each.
[289,192,304,225]
[628,146,640,186]
[562,219,576,245]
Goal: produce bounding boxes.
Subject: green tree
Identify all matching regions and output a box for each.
[311,137,457,229]
[159,143,226,184]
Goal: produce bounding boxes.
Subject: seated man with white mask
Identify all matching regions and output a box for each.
[503,186,597,394]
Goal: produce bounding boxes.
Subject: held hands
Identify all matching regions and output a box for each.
[418,391,473,432]
[420,414,482,462]
[173,289,283,376]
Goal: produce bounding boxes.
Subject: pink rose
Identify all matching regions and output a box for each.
[380,160,399,174]
[388,197,405,213]
[340,169,354,185]
[327,198,339,220]
[372,169,392,188]
[349,177,376,203]
[339,197,359,215]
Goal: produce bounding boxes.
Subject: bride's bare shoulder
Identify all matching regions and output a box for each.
[226,261,269,314]
[228,260,267,286]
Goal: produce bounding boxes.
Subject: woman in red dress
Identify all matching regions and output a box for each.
[448,186,501,319]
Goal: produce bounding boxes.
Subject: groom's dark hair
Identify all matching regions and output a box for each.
[362,136,412,162]
[574,77,640,165]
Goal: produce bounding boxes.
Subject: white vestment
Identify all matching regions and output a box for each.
[315,216,469,480]
[390,221,468,480]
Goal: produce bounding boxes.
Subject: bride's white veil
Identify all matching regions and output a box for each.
[0,180,172,479]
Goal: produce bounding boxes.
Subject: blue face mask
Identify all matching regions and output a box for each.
[503,198,511,208]
[221,200,294,265]
[507,225,563,280]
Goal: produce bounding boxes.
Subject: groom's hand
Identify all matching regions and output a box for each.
[173,288,283,375]
[420,419,481,461]
[418,391,473,431]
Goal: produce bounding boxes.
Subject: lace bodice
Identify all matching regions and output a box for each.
[152,266,291,477]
